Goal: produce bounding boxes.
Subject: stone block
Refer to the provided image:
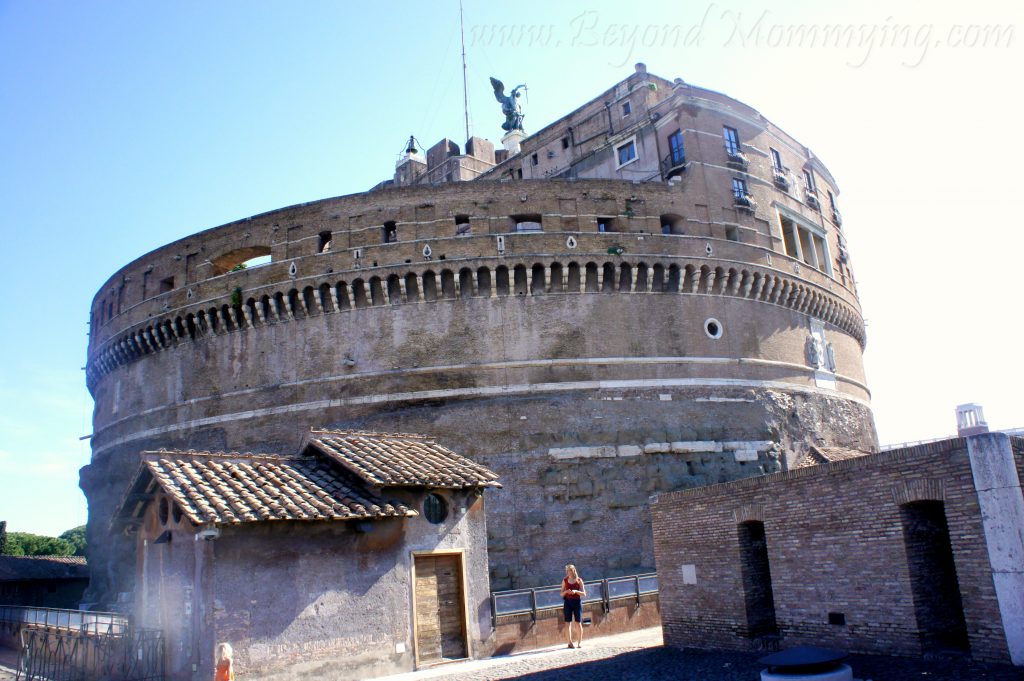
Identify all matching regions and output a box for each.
[549,446,617,459]
[671,441,722,454]
[733,449,758,462]
[644,442,671,454]
[722,440,774,452]
[617,445,643,457]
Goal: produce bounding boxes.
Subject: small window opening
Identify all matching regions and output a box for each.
[159,277,175,294]
[597,216,618,233]
[828,612,846,626]
[511,213,543,232]
[515,168,523,180]
[660,214,684,235]
[704,318,723,339]
[561,137,570,150]
[382,221,398,243]
[318,231,332,253]
[622,101,631,116]
[616,139,637,167]
[158,498,169,526]
[455,214,471,235]
[424,493,448,524]
[725,226,739,242]
[531,153,538,166]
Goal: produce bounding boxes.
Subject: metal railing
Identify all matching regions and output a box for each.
[490,573,657,627]
[0,606,128,636]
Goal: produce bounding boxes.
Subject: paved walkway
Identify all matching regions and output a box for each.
[0,646,17,681]
[370,627,1024,681]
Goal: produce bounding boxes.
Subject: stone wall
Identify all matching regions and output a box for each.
[651,438,1024,664]
[84,180,872,607]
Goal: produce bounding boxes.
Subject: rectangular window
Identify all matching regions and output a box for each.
[531,153,538,166]
[668,129,685,165]
[732,177,748,200]
[622,101,631,116]
[779,212,832,275]
[803,169,817,194]
[770,148,783,171]
[318,231,332,253]
[561,136,570,150]
[159,277,175,294]
[828,190,837,211]
[616,139,637,167]
[723,126,740,155]
[781,218,799,258]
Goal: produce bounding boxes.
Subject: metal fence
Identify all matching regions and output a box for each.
[0,606,128,636]
[490,573,657,626]
[0,606,162,681]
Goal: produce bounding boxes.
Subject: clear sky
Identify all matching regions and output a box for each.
[1,0,1020,536]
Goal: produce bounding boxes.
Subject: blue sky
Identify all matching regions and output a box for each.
[1,0,1020,535]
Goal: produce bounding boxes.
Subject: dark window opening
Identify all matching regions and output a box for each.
[622,100,631,116]
[423,493,448,524]
[660,213,684,235]
[159,277,175,294]
[382,221,398,243]
[515,168,523,180]
[597,216,618,233]
[318,231,332,253]
[561,137,570,150]
[158,498,169,526]
[455,214,471,235]
[900,501,969,652]
[828,612,846,626]
[668,129,685,166]
[737,521,778,638]
[726,226,740,242]
[531,153,538,166]
[723,126,740,156]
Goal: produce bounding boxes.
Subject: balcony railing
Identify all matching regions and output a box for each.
[661,152,687,179]
[725,148,748,170]
[772,167,789,190]
[804,189,820,210]
[733,193,756,211]
[490,572,658,627]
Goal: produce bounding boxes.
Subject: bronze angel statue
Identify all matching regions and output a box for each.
[490,77,527,132]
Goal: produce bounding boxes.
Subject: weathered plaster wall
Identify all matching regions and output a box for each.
[136,489,490,681]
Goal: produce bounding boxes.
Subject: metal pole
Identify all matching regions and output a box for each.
[459,0,471,143]
[529,589,537,623]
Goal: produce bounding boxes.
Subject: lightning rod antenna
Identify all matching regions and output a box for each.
[460,0,470,142]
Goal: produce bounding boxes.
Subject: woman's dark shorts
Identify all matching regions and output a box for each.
[563,598,582,622]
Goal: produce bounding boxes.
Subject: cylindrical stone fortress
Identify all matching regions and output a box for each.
[84,86,875,604]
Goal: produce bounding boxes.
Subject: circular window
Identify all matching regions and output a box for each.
[423,493,448,525]
[704,318,723,339]
[158,498,169,526]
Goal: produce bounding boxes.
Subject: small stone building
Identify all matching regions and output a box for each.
[651,432,1024,666]
[113,430,500,681]
[0,555,89,608]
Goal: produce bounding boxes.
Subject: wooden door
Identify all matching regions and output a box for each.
[414,554,467,663]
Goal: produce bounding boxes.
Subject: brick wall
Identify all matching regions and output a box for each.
[651,438,1023,664]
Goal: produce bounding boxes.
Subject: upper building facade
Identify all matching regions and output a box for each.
[83,64,874,608]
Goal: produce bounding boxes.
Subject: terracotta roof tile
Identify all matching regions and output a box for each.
[0,555,89,582]
[309,430,501,489]
[794,445,872,469]
[131,450,416,526]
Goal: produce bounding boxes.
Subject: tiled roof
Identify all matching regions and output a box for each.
[0,555,89,582]
[122,450,416,526]
[794,445,872,469]
[309,430,501,489]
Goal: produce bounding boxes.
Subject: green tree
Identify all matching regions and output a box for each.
[59,525,87,557]
[0,521,8,555]
[6,532,74,557]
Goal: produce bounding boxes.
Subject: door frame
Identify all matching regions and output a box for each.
[410,549,472,668]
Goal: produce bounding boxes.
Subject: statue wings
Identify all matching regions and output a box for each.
[490,77,506,103]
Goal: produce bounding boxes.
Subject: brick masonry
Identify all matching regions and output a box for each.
[651,436,1024,664]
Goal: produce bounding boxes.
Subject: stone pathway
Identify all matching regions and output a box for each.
[371,628,1024,681]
